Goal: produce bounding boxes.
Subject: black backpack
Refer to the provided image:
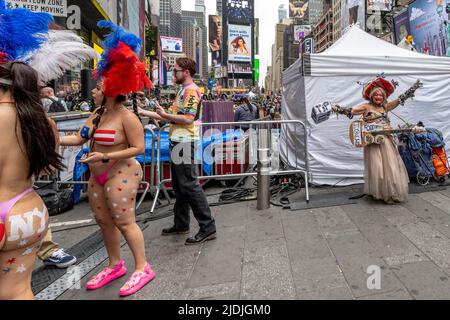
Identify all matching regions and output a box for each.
[48,97,66,113]
[37,187,74,217]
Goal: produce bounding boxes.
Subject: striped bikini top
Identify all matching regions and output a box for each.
[93,129,116,146]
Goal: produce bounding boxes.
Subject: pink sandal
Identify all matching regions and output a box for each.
[86,260,127,290]
[119,263,155,297]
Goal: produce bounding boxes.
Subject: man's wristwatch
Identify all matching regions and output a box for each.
[102,153,110,163]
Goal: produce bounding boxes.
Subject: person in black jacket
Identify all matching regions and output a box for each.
[234,96,258,130]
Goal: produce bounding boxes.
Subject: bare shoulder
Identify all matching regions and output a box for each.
[121,107,140,122]
[0,105,17,128]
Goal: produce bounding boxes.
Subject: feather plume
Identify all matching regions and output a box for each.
[102,42,152,97]
[95,20,142,78]
[0,0,52,61]
[28,30,100,84]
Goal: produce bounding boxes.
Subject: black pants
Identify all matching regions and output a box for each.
[170,141,216,233]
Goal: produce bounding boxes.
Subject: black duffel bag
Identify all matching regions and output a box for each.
[37,188,74,217]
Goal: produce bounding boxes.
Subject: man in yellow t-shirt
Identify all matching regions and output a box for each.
[138,58,216,245]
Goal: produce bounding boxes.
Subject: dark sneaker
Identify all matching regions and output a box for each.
[43,249,77,268]
[185,230,217,245]
[161,226,190,236]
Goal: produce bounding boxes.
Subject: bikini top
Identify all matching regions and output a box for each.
[93,130,117,146]
[80,126,117,146]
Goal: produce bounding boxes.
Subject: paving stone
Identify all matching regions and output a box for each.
[182,282,240,300]
[390,261,450,300]
[417,192,450,216]
[313,206,359,236]
[392,222,450,274]
[402,194,450,239]
[325,232,406,298]
[290,257,348,293]
[357,289,412,300]
[188,226,245,288]
[297,286,354,300]
[245,212,284,243]
[282,213,335,260]
[342,206,427,266]
[133,250,200,300]
[241,244,296,300]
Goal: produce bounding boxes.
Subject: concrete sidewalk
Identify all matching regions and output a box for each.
[38,185,450,300]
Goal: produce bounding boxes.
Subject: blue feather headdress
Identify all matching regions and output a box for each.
[0,0,53,61]
[0,0,98,84]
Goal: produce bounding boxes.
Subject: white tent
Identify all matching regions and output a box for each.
[281,26,450,186]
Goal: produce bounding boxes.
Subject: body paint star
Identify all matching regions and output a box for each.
[16,264,26,273]
[3,267,11,274]
[19,239,28,246]
[7,258,16,265]
[22,248,33,256]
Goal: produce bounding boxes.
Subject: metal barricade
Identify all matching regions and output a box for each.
[150,120,310,213]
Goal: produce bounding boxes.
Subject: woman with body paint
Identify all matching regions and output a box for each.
[0,1,98,300]
[0,62,65,301]
[59,21,155,297]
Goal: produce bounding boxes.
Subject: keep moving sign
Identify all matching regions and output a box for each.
[6,0,68,17]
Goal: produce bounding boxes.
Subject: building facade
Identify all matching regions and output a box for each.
[307,0,332,25]
[313,6,333,53]
[182,10,208,80]
[217,0,223,17]
[332,0,341,43]
[159,0,182,37]
[278,4,287,23]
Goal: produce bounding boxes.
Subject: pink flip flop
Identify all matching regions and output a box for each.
[86,260,127,290]
[119,263,155,297]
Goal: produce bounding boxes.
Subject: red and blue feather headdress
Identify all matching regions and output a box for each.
[95,20,152,98]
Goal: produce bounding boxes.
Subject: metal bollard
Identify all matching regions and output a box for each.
[257,124,271,210]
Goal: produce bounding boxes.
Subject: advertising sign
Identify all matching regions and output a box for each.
[294,25,312,43]
[341,0,366,32]
[209,15,223,52]
[7,0,67,17]
[408,0,449,56]
[228,24,252,63]
[303,38,314,54]
[160,36,183,53]
[212,50,222,67]
[367,0,393,12]
[226,0,254,25]
[289,0,309,21]
[393,10,411,45]
[254,58,260,83]
[228,63,253,74]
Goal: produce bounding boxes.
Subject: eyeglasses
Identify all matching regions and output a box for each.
[173,68,184,73]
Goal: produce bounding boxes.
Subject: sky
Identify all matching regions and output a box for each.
[181,0,290,87]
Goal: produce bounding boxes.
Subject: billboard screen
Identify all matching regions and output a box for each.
[341,0,366,32]
[393,10,411,45]
[160,36,183,53]
[289,0,309,21]
[408,0,449,56]
[367,0,393,12]
[211,50,222,67]
[294,25,312,43]
[228,24,252,63]
[226,0,254,25]
[209,15,223,52]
